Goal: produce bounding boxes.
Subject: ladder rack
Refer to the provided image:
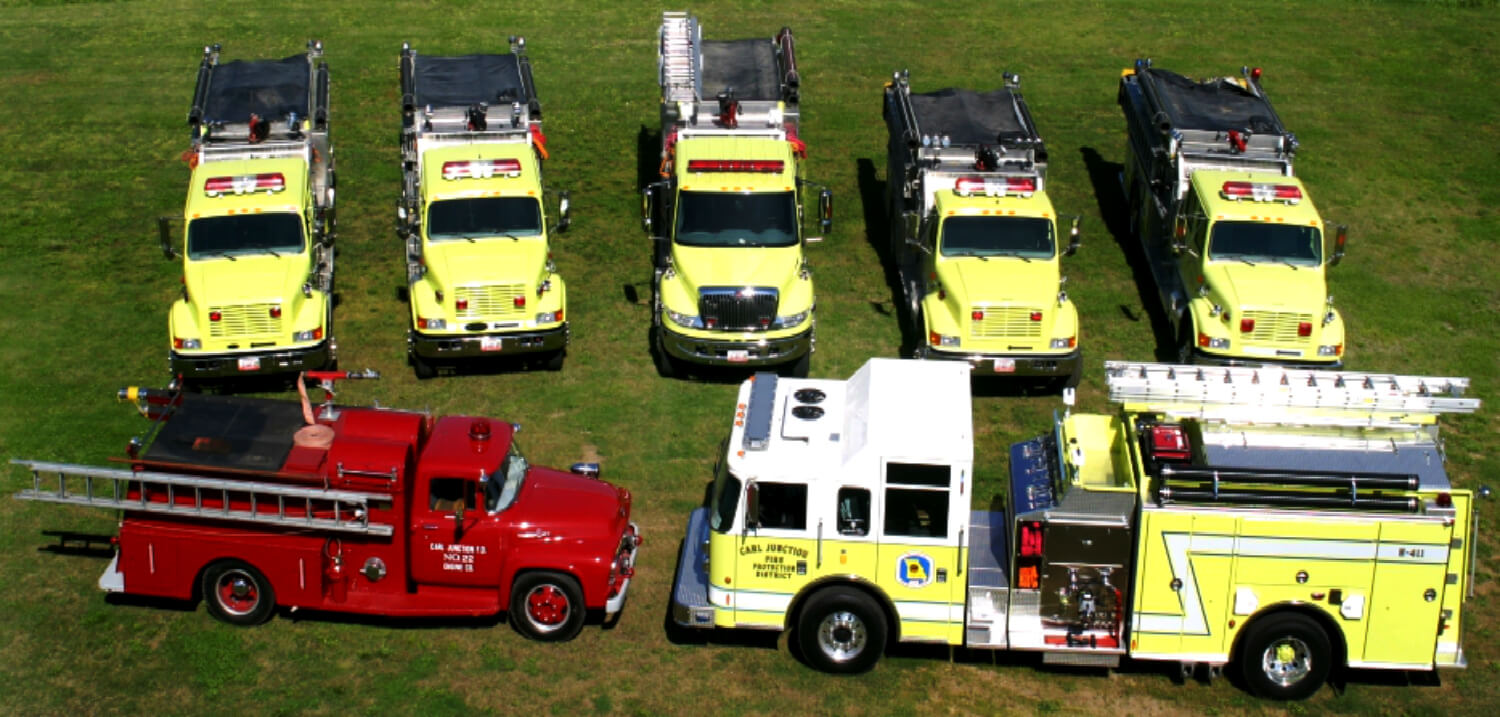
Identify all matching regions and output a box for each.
[1106,361,1478,427]
[660,12,701,104]
[12,460,394,537]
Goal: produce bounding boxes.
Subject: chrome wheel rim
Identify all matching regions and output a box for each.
[523,584,570,633]
[215,569,260,616]
[817,610,867,663]
[1261,636,1312,687]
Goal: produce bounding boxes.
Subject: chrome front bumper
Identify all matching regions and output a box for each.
[169,339,332,378]
[920,346,1081,378]
[410,323,568,359]
[658,326,812,367]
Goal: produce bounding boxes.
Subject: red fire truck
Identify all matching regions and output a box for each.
[13,372,639,641]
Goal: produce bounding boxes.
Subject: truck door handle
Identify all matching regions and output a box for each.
[421,523,440,530]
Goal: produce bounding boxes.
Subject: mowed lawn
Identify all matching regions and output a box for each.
[2,1,1498,714]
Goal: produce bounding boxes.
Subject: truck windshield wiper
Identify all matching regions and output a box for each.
[990,251,1033,263]
[947,250,989,261]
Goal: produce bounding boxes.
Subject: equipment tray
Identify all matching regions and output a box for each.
[201,55,310,125]
[700,39,780,101]
[906,87,1032,146]
[410,54,531,109]
[1137,68,1283,135]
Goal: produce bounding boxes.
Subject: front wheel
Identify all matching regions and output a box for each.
[202,560,276,626]
[796,587,887,674]
[411,351,436,380]
[1175,323,1196,365]
[510,572,586,642]
[782,350,810,379]
[1238,612,1333,700]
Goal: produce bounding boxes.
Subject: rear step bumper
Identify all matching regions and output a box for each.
[670,506,714,628]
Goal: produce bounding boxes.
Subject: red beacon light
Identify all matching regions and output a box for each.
[204,172,285,197]
[1221,181,1302,204]
[685,159,785,173]
[953,176,1036,198]
[442,159,522,180]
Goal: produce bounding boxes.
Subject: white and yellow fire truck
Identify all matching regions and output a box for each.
[670,359,1481,700]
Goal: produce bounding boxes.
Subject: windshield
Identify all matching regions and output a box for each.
[1209,221,1322,266]
[427,197,542,242]
[940,216,1054,258]
[708,455,741,533]
[484,442,529,512]
[187,213,304,259]
[675,191,798,248]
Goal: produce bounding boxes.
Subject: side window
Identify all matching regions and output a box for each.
[756,482,807,531]
[837,488,870,536]
[884,463,950,539]
[430,477,476,512]
[1184,190,1207,251]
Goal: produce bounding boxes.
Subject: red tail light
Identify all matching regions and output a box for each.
[512,296,525,309]
[1298,321,1312,337]
[1030,311,1043,321]
[209,311,222,322]
[1240,318,1255,333]
[929,331,941,346]
[1199,332,1211,347]
[685,159,784,173]
[269,306,282,318]
[456,298,468,311]
[1019,521,1044,557]
[971,310,984,320]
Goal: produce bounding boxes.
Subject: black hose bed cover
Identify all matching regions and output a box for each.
[907,88,1028,145]
[701,39,780,101]
[143,394,305,472]
[203,55,310,123]
[1145,69,1280,134]
[412,54,529,109]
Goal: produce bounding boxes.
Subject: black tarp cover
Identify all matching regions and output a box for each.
[413,54,528,108]
[1148,70,1280,134]
[143,394,306,473]
[700,39,779,101]
[204,55,310,123]
[908,88,1027,145]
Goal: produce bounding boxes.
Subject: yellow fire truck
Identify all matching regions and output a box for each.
[398,39,572,377]
[670,359,1481,699]
[642,12,832,378]
[161,42,336,382]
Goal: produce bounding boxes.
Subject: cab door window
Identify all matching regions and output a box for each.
[883,462,950,539]
[429,477,477,512]
[754,482,807,531]
[837,488,871,536]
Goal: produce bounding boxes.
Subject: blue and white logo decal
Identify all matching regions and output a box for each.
[896,552,934,588]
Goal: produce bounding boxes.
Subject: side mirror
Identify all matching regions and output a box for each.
[453,502,466,539]
[555,190,572,234]
[1171,215,1188,254]
[745,482,760,531]
[158,217,177,260]
[1066,216,1081,257]
[818,188,833,234]
[641,186,655,233]
[569,461,600,479]
[1329,224,1347,266]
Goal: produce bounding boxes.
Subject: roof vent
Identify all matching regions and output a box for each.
[791,405,824,421]
[793,388,826,404]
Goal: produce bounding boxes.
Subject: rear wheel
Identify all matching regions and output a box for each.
[796,587,887,674]
[1239,612,1332,700]
[202,560,275,626]
[510,571,586,642]
[411,351,436,380]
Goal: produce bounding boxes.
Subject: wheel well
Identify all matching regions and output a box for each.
[1231,603,1347,669]
[786,578,899,642]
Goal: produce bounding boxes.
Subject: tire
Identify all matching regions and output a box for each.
[510,571,586,642]
[542,349,565,372]
[202,560,276,626]
[1060,354,1083,390]
[1175,323,1196,365]
[411,351,436,380]
[651,327,680,379]
[782,350,811,379]
[1238,612,1333,701]
[796,587,888,674]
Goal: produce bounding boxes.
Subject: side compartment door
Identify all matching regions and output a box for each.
[876,461,962,644]
[409,475,504,588]
[1364,519,1453,665]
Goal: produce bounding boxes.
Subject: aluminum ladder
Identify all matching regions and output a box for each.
[12,459,394,537]
[660,11,700,104]
[1105,361,1479,427]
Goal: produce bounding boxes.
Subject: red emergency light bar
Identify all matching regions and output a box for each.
[953,176,1037,198]
[1221,181,1302,203]
[442,159,522,180]
[204,173,285,197]
[685,159,785,173]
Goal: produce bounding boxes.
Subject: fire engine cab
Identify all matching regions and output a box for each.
[670,358,1480,699]
[14,373,639,642]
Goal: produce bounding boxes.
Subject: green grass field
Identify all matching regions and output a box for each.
[3,1,1498,714]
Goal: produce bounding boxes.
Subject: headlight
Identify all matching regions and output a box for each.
[293,327,324,342]
[536,310,563,325]
[417,318,446,330]
[929,331,960,348]
[772,309,810,329]
[665,309,704,329]
[1050,337,1076,349]
[173,338,201,350]
[1318,344,1342,357]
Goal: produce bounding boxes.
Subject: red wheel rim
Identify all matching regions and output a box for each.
[216,570,260,615]
[525,584,569,628]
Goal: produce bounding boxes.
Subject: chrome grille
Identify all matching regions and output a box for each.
[208,303,279,338]
[970,306,1043,339]
[456,284,527,318]
[699,287,778,331]
[1243,310,1313,343]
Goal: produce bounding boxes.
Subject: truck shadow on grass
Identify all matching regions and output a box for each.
[855,158,920,358]
[1078,147,1175,361]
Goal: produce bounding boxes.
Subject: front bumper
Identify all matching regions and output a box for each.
[920,346,1082,377]
[1189,346,1342,370]
[659,325,812,367]
[670,507,714,628]
[169,339,332,378]
[410,323,569,360]
[606,522,642,616]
